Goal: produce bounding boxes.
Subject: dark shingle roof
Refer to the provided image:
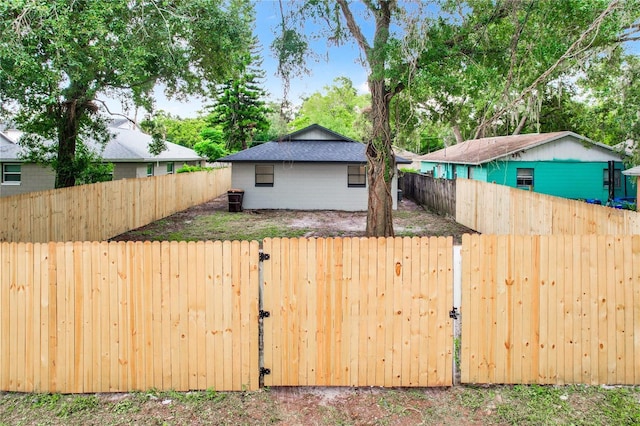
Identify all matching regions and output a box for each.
[219,124,411,164]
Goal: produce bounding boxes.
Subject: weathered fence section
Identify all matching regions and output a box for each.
[461,234,640,385]
[0,240,259,393]
[401,173,456,217]
[456,178,640,235]
[262,236,454,387]
[0,168,231,243]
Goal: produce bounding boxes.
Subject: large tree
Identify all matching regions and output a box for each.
[207,38,271,151]
[273,0,638,236]
[0,0,253,188]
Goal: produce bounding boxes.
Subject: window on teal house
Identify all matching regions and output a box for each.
[603,169,621,188]
[516,168,534,188]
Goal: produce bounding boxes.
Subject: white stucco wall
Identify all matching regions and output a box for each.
[231,162,399,211]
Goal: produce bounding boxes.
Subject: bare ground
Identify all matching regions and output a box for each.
[111,195,475,243]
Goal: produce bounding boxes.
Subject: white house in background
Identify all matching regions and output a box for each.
[217,124,411,211]
[0,121,204,197]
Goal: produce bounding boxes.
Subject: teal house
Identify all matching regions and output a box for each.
[417,131,635,203]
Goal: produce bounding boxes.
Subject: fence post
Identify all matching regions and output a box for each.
[452,244,462,385]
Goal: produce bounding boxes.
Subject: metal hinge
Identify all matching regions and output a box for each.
[259,252,270,262]
[259,310,270,319]
[260,367,271,376]
[449,307,459,320]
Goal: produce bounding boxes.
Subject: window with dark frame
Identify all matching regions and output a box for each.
[603,169,621,189]
[347,164,366,187]
[146,163,154,177]
[255,164,274,187]
[1,164,21,184]
[516,168,534,187]
[167,162,174,174]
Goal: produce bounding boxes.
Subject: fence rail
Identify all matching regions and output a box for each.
[461,234,640,385]
[0,240,259,393]
[456,179,640,235]
[0,168,231,243]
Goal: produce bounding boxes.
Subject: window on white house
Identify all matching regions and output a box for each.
[603,169,621,188]
[347,164,366,187]
[255,164,274,186]
[167,162,174,174]
[1,164,21,184]
[516,168,534,188]
[146,163,154,177]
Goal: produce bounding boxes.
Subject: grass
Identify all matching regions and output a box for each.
[2,385,637,425]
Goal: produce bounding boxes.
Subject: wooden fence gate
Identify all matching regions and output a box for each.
[262,237,454,387]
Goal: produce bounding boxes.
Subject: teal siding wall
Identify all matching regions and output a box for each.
[484,160,635,201]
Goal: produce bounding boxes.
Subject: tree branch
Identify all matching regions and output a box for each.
[336,0,371,55]
[474,0,622,139]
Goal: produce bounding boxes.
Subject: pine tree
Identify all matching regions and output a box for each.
[208,39,271,151]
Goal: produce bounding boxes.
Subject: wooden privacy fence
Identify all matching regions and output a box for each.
[0,168,231,244]
[401,173,456,217]
[262,237,454,387]
[0,240,259,393]
[0,236,454,394]
[456,178,640,235]
[461,234,640,385]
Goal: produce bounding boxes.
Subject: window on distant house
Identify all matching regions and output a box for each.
[146,163,154,177]
[167,162,174,174]
[468,167,474,179]
[516,168,534,188]
[255,164,274,187]
[347,164,366,187]
[603,169,621,188]
[1,164,21,184]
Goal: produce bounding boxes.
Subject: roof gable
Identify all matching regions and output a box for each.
[417,131,619,165]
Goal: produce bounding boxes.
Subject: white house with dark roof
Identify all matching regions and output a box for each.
[0,123,204,197]
[218,124,410,211]
[417,131,635,202]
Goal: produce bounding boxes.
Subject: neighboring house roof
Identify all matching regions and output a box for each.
[101,127,201,162]
[623,165,640,176]
[218,124,411,164]
[0,125,202,163]
[416,131,617,166]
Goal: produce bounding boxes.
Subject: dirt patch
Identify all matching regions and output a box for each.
[111,195,475,243]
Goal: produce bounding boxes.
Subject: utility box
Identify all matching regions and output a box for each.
[227,189,244,212]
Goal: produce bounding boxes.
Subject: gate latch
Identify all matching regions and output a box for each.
[449,307,459,320]
[260,367,271,376]
[259,252,270,262]
[259,310,270,319]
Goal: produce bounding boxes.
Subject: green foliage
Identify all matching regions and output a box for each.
[0,0,254,187]
[207,38,272,151]
[289,77,371,141]
[176,165,214,174]
[140,112,208,149]
[194,140,228,162]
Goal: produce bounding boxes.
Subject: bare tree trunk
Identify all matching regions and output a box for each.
[452,125,464,144]
[366,79,395,237]
[513,115,527,135]
[55,99,80,188]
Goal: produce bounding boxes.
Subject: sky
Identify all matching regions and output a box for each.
[131,1,639,119]
[151,1,370,118]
